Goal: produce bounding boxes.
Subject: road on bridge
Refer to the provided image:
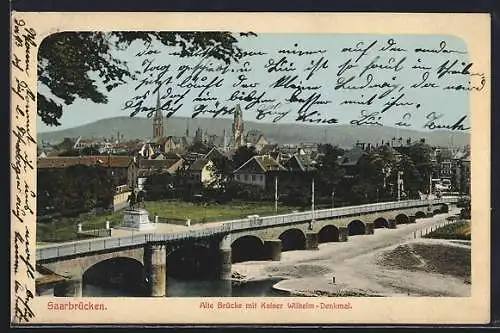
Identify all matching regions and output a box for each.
[233,207,471,297]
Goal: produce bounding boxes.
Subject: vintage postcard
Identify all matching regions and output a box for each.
[11,12,490,325]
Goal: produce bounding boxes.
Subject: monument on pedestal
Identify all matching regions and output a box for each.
[121,209,156,231]
[119,190,156,231]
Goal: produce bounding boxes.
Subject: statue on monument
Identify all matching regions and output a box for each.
[121,189,155,231]
[127,191,137,210]
[136,190,146,209]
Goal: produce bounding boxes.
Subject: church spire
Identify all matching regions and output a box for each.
[152,88,164,141]
[154,89,162,120]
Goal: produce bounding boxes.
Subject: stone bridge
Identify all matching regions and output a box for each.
[36,198,455,297]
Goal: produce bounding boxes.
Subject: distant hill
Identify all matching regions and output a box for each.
[38,116,470,148]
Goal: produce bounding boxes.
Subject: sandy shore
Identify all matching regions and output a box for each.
[232,210,471,297]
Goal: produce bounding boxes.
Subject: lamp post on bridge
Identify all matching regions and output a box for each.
[397,171,404,201]
[429,173,433,197]
[310,177,316,229]
[331,190,335,208]
[274,175,278,214]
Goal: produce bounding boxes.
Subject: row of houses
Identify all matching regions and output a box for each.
[36,145,319,195]
[37,141,471,205]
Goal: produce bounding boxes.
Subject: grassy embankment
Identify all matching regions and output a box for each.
[423,220,471,241]
[379,242,471,289]
[378,219,472,289]
[37,201,300,243]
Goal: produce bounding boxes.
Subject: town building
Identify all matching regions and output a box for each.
[128,156,185,190]
[283,154,317,173]
[233,155,286,190]
[187,158,217,188]
[245,129,269,153]
[37,155,132,186]
[73,137,94,150]
[193,127,204,144]
[204,147,236,163]
[337,146,366,178]
[160,136,188,154]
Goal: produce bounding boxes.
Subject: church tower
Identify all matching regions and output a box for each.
[152,89,164,141]
[222,128,228,149]
[232,104,244,148]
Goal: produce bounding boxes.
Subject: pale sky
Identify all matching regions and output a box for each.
[38,33,472,133]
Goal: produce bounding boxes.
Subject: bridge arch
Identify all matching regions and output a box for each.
[82,257,146,296]
[433,208,442,215]
[167,244,220,279]
[395,214,409,224]
[415,211,427,219]
[317,225,340,243]
[373,217,389,229]
[279,228,306,251]
[348,220,366,236]
[231,235,265,263]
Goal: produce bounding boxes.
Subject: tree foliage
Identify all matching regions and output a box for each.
[315,144,345,197]
[225,180,273,202]
[142,173,177,201]
[206,155,233,191]
[38,31,244,126]
[397,142,435,197]
[279,180,311,207]
[405,142,434,182]
[232,146,257,170]
[54,137,76,151]
[37,165,114,217]
[342,142,435,202]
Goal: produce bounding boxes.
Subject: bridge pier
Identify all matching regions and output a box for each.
[409,215,416,223]
[426,205,434,217]
[144,243,167,297]
[218,235,232,280]
[54,278,82,297]
[388,219,397,229]
[365,222,374,235]
[263,239,282,261]
[338,227,348,242]
[305,232,319,250]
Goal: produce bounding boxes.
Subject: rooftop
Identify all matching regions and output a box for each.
[37,156,132,169]
[188,158,211,171]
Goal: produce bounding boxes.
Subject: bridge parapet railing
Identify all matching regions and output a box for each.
[37,233,150,261]
[36,198,457,260]
[232,198,454,233]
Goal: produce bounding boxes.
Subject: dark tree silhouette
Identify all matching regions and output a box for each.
[231,146,257,170]
[37,165,114,217]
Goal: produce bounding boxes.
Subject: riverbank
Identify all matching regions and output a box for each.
[232,211,471,297]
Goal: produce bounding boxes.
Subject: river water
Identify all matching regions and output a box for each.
[83,277,289,297]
